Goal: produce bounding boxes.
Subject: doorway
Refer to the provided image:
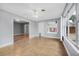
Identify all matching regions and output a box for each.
[13,21,29,43]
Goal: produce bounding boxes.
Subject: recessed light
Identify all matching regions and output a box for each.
[41,9,46,11]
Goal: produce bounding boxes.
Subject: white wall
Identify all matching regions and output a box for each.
[0,10,14,47]
[38,20,60,38]
[29,22,38,38]
[38,22,45,36]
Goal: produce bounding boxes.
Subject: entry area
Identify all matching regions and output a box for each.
[14,21,29,42]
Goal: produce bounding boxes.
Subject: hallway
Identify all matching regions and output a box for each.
[0,37,67,56]
[14,34,29,42]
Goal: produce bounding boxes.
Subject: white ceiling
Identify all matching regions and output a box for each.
[0,3,66,21]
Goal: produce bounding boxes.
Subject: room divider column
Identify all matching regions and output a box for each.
[60,16,63,41]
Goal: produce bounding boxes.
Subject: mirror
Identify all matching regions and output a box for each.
[68,14,76,42]
[66,4,77,44]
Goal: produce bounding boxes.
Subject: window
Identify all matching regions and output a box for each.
[47,21,58,34]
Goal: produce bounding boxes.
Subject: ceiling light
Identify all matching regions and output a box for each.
[41,9,46,11]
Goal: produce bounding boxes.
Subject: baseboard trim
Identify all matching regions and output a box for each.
[42,36,60,39]
[14,33,25,36]
[29,36,60,40]
[0,42,13,48]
